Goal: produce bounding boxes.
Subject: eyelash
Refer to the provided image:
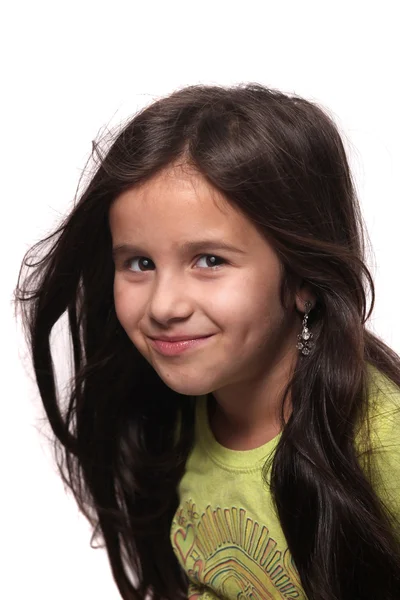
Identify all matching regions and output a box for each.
[123,254,226,273]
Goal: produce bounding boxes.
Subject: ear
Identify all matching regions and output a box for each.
[295,282,317,314]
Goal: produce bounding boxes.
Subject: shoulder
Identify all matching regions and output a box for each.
[365,363,400,445]
[361,363,400,522]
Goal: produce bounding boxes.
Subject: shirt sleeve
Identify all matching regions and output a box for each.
[362,366,400,530]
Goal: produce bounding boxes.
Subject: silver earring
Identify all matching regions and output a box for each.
[296,300,314,356]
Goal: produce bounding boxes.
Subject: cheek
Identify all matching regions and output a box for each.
[223,278,282,344]
[113,279,142,331]
[221,276,278,319]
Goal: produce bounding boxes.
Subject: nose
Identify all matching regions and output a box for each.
[148,273,194,325]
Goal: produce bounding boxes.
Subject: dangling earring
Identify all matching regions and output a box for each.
[296,300,314,356]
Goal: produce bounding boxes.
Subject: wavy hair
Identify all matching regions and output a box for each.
[16,83,400,599]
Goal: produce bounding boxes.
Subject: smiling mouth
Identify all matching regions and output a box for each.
[148,335,214,356]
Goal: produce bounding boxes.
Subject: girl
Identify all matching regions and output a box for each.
[16,83,400,600]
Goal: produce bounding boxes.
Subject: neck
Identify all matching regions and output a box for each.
[208,345,296,451]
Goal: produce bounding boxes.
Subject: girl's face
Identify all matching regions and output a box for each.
[109,164,302,397]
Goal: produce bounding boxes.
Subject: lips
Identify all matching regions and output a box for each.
[150,335,211,342]
[148,335,214,356]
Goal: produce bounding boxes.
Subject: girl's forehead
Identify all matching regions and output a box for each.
[110,168,245,234]
[109,166,276,259]
[109,166,280,267]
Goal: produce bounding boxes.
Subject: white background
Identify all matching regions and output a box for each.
[2,1,399,598]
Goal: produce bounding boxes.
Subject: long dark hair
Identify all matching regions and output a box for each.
[16,83,400,599]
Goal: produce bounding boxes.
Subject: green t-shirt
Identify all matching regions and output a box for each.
[170,365,400,599]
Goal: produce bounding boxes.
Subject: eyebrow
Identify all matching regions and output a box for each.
[112,240,246,259]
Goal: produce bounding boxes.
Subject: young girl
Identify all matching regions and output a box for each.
[17,83,400,600]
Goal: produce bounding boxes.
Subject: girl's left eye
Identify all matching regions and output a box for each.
[195,255,226,269]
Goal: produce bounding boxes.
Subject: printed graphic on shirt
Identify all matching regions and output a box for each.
[171,500,304,599]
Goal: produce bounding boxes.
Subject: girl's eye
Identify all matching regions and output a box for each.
[195,254,225,269]
[124,254,225,272]
[126,257,155,272]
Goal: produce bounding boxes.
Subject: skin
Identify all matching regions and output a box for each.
[109,163,315,450]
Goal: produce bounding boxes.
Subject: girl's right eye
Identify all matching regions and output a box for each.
[125,257,155,272]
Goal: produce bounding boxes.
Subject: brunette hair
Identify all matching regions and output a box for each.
[16,83,400,599]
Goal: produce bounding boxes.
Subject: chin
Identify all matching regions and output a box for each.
[158,376,213,397]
